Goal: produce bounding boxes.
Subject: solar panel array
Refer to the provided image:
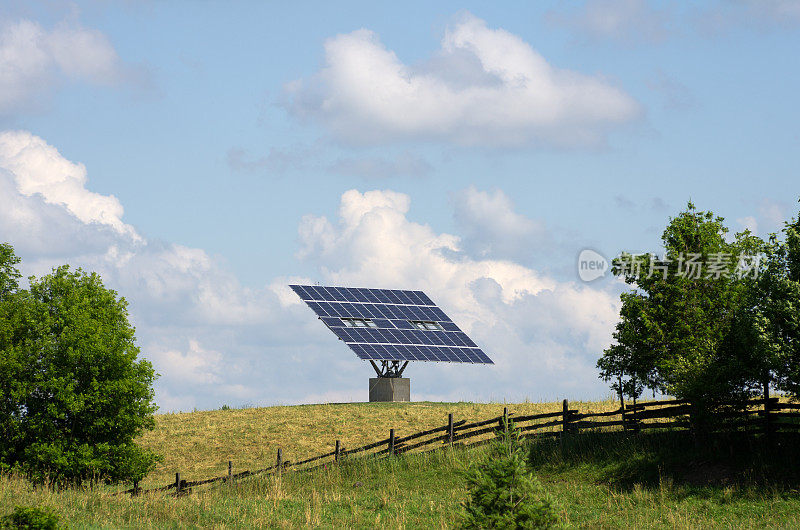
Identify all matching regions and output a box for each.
[290,285,493,364]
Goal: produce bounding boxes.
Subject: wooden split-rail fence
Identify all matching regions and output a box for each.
[122,397,800,497]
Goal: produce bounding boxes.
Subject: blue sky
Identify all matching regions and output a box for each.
[1,1,798,410]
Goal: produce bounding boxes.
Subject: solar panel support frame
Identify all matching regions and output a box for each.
[370,359,409,378]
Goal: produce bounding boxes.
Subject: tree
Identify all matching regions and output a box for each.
[597,203,765,422]
[754,203,800,399]
[777,205,800,396]
[460,417,557,529]
[0,244,32,469]
[0,249,160,484]
[0,243,21,299]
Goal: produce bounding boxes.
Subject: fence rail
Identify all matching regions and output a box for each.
[121,396,800,497]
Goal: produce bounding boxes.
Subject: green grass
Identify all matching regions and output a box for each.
[2,401,799,528]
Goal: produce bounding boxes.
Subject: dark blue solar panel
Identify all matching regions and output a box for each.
[290,284,492,364]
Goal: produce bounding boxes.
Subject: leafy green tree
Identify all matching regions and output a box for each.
[0,245,29,469]
[596,292,654,403]
[753,204,800,399]
[460,417,557,529]
[778,205,800,396]
[0,248,160,484]
[0,243,21,299]
[597,203,766,421]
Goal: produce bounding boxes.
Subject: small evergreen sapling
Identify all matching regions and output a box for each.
[460,417,557,529]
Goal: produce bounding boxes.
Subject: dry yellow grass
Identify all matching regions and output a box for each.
[135,399,620,488]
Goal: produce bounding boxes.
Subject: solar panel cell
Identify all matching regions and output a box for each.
[341,288,359,302]
[349,289,367,303]
[416,291,434,305]
[439,333,457,347]
[368,289,387,303]
[399,290,416,304]
[291,285,310,300]
[403,291,422,305]
[431,307,448,321]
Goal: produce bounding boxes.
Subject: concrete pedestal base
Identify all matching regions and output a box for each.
[369,377,410,402]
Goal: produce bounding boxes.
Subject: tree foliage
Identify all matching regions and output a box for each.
[754,206,800,397]
[0,245,159,484]
[598,201,800,419]
[460,417,557,529]
[0,243,21,299]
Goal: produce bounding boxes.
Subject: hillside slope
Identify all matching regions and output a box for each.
[136,399,617,488]
[2,400,800,528]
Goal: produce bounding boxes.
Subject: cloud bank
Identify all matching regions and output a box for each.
[1,131,621,409]
[284,12,641,148]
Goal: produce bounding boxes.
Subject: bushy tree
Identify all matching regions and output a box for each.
[598,201,800,424]
[753,205,800,398]
[778,206,800,396]
[0,246,160,484]
[460,418,557,529]
[597,204,765,420]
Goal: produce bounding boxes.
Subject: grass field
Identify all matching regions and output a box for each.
[2,400,799,528]
[134,399,619,489]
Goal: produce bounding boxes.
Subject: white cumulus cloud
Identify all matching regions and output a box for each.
[0,130,139,239]
[284,12,641,148]
[453,186,549,262]
[2,131,622,408]
[0,19,125,115]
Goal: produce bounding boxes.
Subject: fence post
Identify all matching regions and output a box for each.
[503,407,509,434]
[562,399,570,436]
[619,388,626,432]
[448,413,454,446]
[175,472,182,494]
[133,480,139,496]
[335,440,341,462]
[277,448,283,475]
[228,460,232,481]
[389,428,395,455]
[764,379,773,446]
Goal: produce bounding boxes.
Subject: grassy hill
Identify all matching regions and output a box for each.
[2,400,800,528]
[135,399,615,489]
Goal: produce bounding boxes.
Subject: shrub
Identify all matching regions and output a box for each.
[460,417,557,529]
[0,506,60,529]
